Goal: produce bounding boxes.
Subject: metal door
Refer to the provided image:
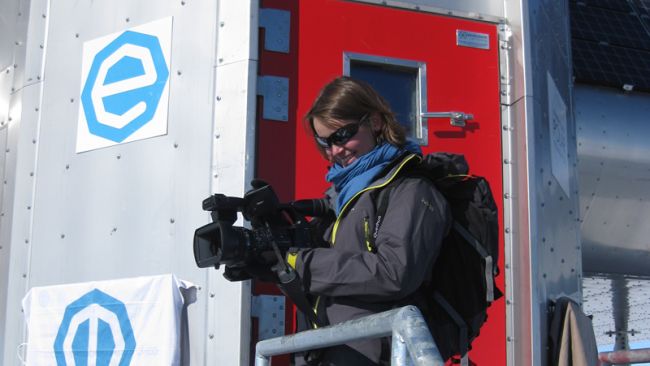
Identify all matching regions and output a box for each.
[255,1,504,364]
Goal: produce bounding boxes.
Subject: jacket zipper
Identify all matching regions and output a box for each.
[331,153,418,244]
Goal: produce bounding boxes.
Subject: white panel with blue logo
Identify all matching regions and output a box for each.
[22,274,196,365]
[76,18,172,153]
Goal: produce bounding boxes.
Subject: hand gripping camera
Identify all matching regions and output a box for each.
[193,182,328,280]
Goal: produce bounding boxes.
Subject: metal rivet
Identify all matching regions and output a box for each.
[215,134,220,139]
[60,234,65,239]
[42,14,46,18]
[208,334,214,339]
[25,239,29,244]
[220,21,225,27]
[507,336,513,342]
[174,143,178,148]
[125,17,130,22]
[22,274,27,278]
[32,139,36,144]
[210,293,215,298]
[218,58,223,63]
[170,218,175,224]
[37,76,41,80]
[504,193,510,199]
[177,70,182,76]
[216,96,222,101]
[27,206,31,210]
[65,164,69,170]
[35,108,39,112]
[181,1,186,5]
[29,172,34,177]
[75,33,79,38]
[70,98,74,103]
[505,228,510,234]
[39,44,43,49]
[116,154,121,159]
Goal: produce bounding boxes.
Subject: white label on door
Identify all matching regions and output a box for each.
[456,30,490,50]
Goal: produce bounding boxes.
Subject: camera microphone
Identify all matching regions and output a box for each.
[290,199,330,217]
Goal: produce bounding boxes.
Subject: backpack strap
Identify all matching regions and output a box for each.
[433,292,469,366]
[452,222,495,302]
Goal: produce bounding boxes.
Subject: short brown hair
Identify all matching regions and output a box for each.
[305,76,406,155]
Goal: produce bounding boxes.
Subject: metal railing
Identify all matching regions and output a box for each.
[598,348,650,365]
[254,305,444,366]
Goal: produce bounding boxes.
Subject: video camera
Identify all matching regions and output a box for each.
[193,182,328,280]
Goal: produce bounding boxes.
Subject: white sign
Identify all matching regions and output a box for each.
[456,30,490,50]
[22,274,196,365]
[76,17,173,153]
[547,72,571,198]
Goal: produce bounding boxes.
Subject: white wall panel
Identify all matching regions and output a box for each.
[1,0,259,365]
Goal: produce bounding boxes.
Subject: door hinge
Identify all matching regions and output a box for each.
[259,8,290,53]
[498,23,514,106]
[257,75,289,122]
[251,295,286,341]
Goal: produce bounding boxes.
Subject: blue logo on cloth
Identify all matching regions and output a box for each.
[81,30,169,143]
[54,289,136,366]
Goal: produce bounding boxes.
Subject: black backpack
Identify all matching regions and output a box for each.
[371,152,502,364]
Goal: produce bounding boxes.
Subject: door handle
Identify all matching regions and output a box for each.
[421,111,474,127]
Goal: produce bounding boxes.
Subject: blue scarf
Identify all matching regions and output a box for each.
[326,140,422,214]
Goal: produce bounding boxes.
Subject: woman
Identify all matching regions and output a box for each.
[287,76,451,365]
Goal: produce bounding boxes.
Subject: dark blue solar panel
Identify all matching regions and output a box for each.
[572,39,650,91]
[570,0,650,91]
[575,0,633,12]
[570,2,650,49]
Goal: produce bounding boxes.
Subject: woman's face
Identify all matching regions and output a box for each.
[312,116,379,167]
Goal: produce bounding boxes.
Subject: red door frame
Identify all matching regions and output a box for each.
[256,1,505,364]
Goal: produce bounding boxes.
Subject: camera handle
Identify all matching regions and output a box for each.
[265,223,324,328]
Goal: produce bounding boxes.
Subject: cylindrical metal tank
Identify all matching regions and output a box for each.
[576,84,650,277]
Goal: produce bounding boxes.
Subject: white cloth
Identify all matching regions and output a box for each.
[22,274,196,366]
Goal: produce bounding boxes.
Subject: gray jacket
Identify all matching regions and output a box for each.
[292,153,452,364]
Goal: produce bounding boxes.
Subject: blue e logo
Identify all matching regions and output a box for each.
[77,18,171,152]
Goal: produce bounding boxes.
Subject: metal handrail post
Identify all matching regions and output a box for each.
[391,332,412,366]
[254,305,444,366]
[393,306,443,365]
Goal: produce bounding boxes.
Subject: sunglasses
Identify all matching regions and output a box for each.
[314,114,370,149]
